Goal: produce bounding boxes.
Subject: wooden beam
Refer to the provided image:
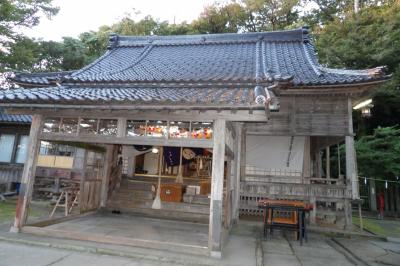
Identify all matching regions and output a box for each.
[208,119,225,258]
[11,114,42,232]
[40,133,213,149]
[5,108,268,122]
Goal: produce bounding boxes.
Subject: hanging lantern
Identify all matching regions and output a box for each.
[364,177,367,185]
[385,180,388,189]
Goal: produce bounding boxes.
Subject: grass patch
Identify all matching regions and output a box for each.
[0,199,17,223]
[0,199,42,224]
[353,216,400,238]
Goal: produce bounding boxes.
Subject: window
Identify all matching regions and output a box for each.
[80,118,98,134]
[191,122,213,139]
[42,118,60,133]
[39,141,75,157]
[98,119,118,136]
[126,120,146,137]
[60,118,78,134]
[169,121,190,138]
[146,120,167,137]
[15,135,29,164]
[0,134,15,162]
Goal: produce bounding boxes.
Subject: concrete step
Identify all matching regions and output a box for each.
[103,206,210,224]
[107,199,210,214]
[183,194,210,205]
[112,191,154,200]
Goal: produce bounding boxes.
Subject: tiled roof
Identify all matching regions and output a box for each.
[0,28,389,108]
[0,109,31,123]
[65,28,388,86]
[10,71,74,87]
[0,86,255,107]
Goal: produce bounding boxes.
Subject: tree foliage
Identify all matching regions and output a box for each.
[0,0,59,43]
[355,126,400,180]
[316,2,400,134]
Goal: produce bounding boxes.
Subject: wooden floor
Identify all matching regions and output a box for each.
[22,212,210,255]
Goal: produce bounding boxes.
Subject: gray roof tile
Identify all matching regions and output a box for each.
[0,28,389,107]
[0,86,255,106]
[0,109,31,123]
[66,28,388,86]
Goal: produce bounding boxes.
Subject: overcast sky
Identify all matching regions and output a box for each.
[22,0,220,41]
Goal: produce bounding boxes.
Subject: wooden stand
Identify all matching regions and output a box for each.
[49,188,79,218]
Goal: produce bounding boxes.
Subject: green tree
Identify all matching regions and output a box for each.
[355,126,400,180]
[242,0,300,31]
[61,37,87,70]
[192,3,247,33]
[316,2,400,134]
[0,0,59,44]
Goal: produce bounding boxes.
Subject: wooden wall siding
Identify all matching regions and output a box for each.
[246,96,349,136]
[80,180,102,212]
[0,165,23,183]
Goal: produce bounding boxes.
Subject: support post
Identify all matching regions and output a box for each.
[346,136,358,199]
[302,136,311,183]
[369,179,377,212]
[208,119,225,258]
[11,114,42,232]
[326,146,330,179]
[395,185,400,215]
[346,98,359,200]
[100,145,114,207]
[233,123,242,221]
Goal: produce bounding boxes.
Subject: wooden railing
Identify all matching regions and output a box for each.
[239,181,351,216]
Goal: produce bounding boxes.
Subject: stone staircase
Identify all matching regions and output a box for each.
[106,176,210,223]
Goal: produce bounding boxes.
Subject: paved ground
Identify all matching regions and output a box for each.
[262,231,400,266]
[0,219,399,265]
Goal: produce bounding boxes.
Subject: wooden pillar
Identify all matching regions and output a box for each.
[326,146,330,179]
[208,119,225,258]
[395,185,400,215]
[344,198,352,230]
[100,145,114,207]
[11,115,42,232]
[239,128,246,182]
[384,188,389,212]
[346,98,359,200]
[117,118,127,138]
[233,123,242,221]
[302,136,311,183]
[316,150,322,179]
[346,135,358,199]
[309,196,316,224]
[369,179,377,211]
